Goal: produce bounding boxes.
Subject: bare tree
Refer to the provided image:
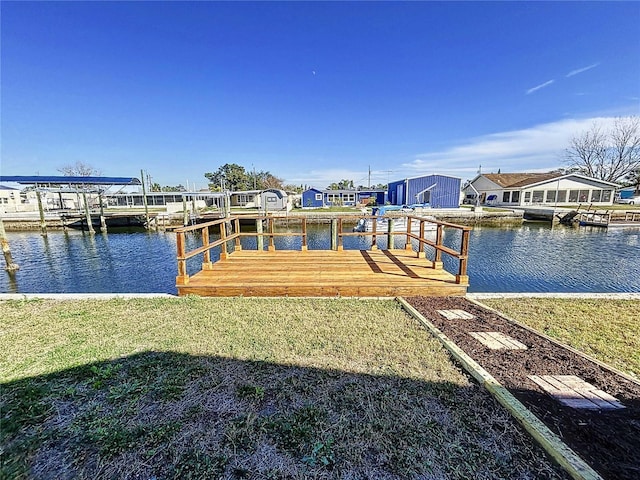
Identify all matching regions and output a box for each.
[565,116,640,183]
[57,161,102,177]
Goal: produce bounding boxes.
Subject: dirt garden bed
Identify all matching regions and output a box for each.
[405,296,640,480]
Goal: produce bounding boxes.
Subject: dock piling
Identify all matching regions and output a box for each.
[36,190,48,237]
[0,216,19,271]
[81,191,95,235]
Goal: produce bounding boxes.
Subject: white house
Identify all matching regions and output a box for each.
[464,172,618,207]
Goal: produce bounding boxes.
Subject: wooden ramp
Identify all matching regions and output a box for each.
[177,249,467,297]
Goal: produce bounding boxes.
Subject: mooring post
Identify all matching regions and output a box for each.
[36,190,48,237]
[0,216,19,271]
[99,192,108,233]
[140,169,150,230]
[256,217,264,250]
[182,196,189,226]
[82,191,95,235]
[387,217,395,249]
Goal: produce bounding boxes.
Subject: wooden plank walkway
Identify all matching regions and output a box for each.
[177,249,468,297]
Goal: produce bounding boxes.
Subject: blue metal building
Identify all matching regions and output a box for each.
[387,174,461,208]
[302,188,386,208]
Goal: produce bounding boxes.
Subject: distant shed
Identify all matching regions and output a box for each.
[388,174,461,208]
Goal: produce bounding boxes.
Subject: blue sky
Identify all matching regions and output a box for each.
[1,1,639,190]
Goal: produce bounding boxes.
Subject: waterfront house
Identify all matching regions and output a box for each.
[301,188,386,208]
[0,185,21,213]
[464,172,618,206]
[387,174,461,208]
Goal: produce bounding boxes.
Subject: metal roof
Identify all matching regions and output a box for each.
[0,175,141,185]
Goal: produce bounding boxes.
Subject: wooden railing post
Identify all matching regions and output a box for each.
[268,218,275,251]
[331,219,337,251]
[433,224,444,269]
[176,231,189,285]
[220,221,228,259]
[456,229,470,285]
[371,217,378,250]
[301,217,308,251]
[337,218,344,251]
[256,217,264,250]
[234,218,242,251]
[417,220,425,258]
[387,217,394,249]
[202,225,212,270]
[405,216,413,251]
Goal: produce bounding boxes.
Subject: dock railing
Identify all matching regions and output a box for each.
[175,214,472,286]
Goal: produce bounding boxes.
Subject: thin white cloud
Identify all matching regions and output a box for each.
[402,116,619,179]
[566,63,600,78]
[526,79,555,95]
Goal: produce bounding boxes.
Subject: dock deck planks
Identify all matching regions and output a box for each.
[177,249,468,297]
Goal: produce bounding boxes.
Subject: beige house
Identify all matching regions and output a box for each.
[464,173,618,207]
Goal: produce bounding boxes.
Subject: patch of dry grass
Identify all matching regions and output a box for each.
[1,297,566,479]
[480,298,640,378]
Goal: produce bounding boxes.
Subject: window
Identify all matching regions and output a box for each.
[579,190,589,202]
[327,193,340,203]
[602,190,612,202]
[591,190,602,202]
[524,191,531,202]
[511,191,520,203]
[502,191,511,203]
[532,190,544,203]
[343,193,355,203]
[546,191,556,203]
[315,193,322,201]
[266,196,277,203]
[557,190,567,203]
[568,190,579,202]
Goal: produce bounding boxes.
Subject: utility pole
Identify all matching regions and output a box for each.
[368,165,371,189]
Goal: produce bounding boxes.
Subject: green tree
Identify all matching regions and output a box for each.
[205,164,251,191]
[327,179,354,190]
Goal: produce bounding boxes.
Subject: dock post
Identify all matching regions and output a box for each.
[433,224,443,269]
[36,190,48,237]
[0,216,19,271]
[268,218,275,251]
[256,218,264,250]
[99,192,108,233]
[331,219,337,250]
[405,217,413,251]
[387,217,394,249]
[141,169,150,230]
[82,191,95,235]
[182,197,189,226]
[301,217,307,251]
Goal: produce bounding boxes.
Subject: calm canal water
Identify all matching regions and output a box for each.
[1,223,639,294]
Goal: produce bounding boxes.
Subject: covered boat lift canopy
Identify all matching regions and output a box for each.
[0,175,140,186]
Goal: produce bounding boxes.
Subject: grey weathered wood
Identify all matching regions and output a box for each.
[0,216,19,271]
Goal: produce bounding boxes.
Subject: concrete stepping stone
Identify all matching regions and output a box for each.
[469,331,528,350]
[528,375,625,410]
[436,309,475,320]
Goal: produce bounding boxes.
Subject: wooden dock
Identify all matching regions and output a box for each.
[577,210,640,228]
[175,215,471,298]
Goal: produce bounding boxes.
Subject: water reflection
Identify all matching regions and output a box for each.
[1,223,639,294]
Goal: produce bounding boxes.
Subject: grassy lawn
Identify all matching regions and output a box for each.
[0,297,564,479]
[480,298,640,378]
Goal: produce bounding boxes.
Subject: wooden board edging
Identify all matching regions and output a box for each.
[397,297,603,480]
[466,297,640,387]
